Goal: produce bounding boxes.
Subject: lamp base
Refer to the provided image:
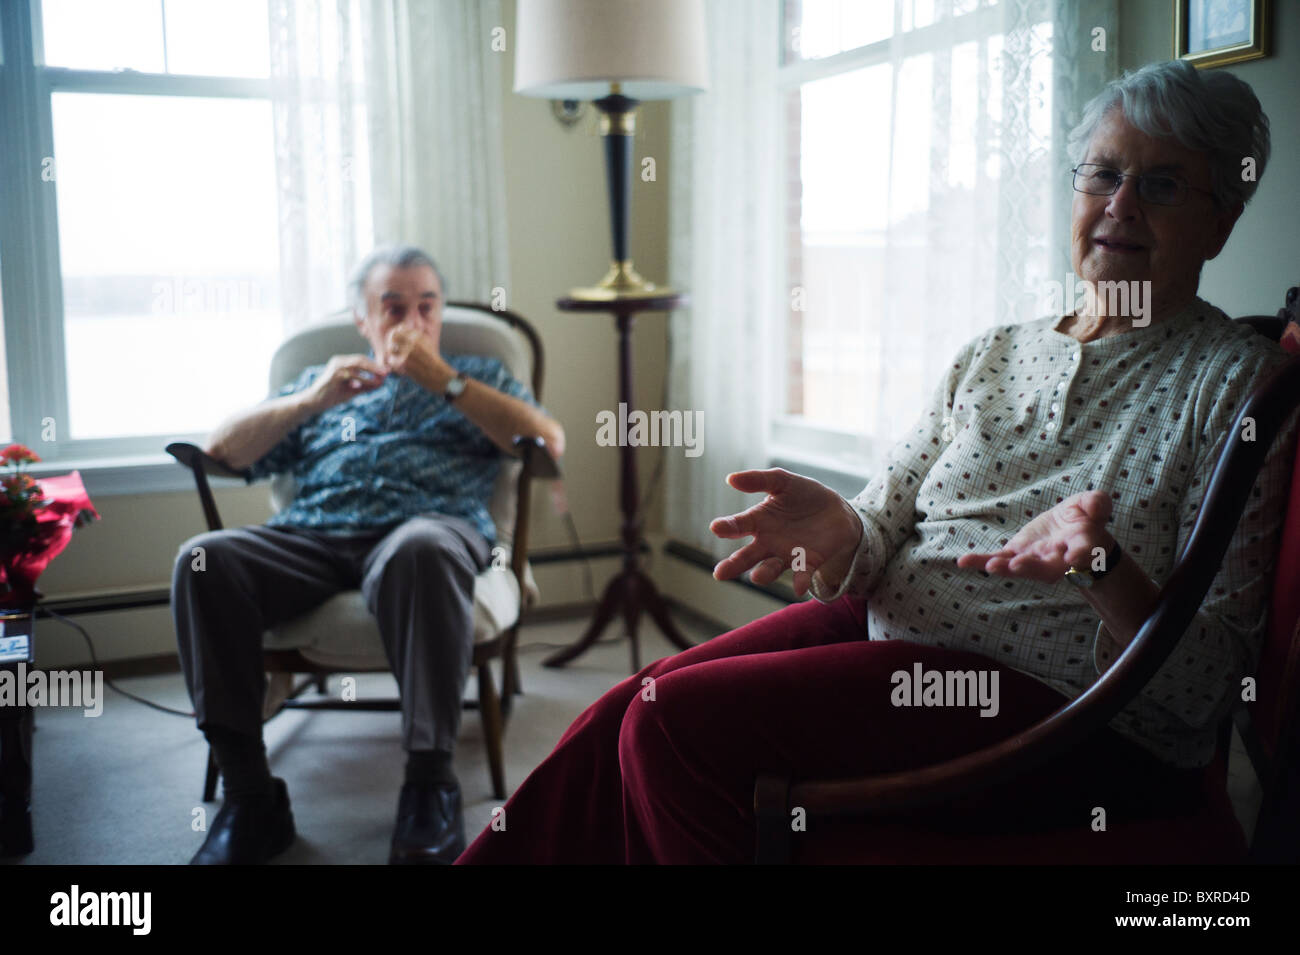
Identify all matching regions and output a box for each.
[569,260,675,302]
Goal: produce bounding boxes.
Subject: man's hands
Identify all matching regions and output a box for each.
[381,324,455,393]
[299,324,563,461]
[956,490,1114,582]
[302,354,388,414]
[303,325,451,416]
[710,468,864,598]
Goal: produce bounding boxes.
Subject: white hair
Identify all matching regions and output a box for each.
[1068,59,1269,209]
[348,245,446,315]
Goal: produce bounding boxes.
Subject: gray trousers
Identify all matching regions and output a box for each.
[171,515,491,753]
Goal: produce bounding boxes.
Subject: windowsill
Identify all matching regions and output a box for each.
[767,446,871,499]
[26,446,870,500]
[28,453,249,497]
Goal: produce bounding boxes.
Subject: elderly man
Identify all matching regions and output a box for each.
[173,245,563,865]
[458,60,1296,864]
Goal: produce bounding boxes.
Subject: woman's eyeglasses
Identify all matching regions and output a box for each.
[1071,163,1216,207]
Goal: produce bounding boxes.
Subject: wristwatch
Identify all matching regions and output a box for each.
[1063,540,1123,589]
[444,371,470,403]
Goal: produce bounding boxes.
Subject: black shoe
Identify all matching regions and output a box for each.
[389,780,465,865]
[190,777,295,865]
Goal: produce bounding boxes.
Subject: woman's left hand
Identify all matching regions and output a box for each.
[955,490,1115,582]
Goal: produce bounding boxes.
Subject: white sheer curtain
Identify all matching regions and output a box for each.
[665,0,783,557]
[268,0,372,331]
[361,0,510,303]
[268,0,509,334]
[666,0,1116,557]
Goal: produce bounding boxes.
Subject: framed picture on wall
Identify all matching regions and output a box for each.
[1175,0,1270,68]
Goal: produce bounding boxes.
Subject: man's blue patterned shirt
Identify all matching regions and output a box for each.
[246,354,538,545]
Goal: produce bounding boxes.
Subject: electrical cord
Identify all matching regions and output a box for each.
[559,507,596,600]
[39,602,627,697]
[39,600,653,722]
[516,634,628,653]
[39,605,196,718]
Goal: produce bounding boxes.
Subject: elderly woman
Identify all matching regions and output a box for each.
[457,60,1296,864]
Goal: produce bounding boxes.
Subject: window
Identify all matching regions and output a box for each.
[42,0,271,77]
[774,0,1055,482]
[52,90,280,440]
[0,269,10,444]
[0,0,360,489]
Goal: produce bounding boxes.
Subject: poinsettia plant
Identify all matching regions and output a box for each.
[1,444,52,555]
[0,443,98,609]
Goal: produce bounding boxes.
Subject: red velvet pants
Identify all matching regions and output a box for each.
[456,596,1203,864]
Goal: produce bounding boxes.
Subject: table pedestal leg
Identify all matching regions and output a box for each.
[0,703,34,856]
[543,567,695,672]
[544,297,697,673]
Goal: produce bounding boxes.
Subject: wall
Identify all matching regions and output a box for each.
[497,0,672,562]
[47,2,1290,668]
[33,0,674,667]
[1120,0,1300,316]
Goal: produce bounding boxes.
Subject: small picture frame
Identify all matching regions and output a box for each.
[1175,0,1269,68]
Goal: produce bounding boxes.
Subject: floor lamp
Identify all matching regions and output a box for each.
[514,0,708,301]
[514,0,711,670]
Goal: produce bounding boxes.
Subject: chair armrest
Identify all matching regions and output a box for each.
[763,355,1300,820]
[165,441,250,532]
[165,442,251,481]
[513,434,561,480]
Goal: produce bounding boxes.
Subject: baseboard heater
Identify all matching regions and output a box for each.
[33,540,792,618]
[663,540,798,605]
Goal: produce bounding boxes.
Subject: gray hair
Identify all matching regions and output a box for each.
[348,245,446,315]
[1068,59,1269,210]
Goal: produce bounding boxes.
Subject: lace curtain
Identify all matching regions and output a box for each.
[666,0,1117,557]
[268,0,509,332]
[665,0,782,560]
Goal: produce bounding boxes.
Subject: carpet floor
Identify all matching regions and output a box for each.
[6,616,710,865]
[3,612,1262,864]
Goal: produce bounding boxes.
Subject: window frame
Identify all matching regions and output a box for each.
[770,0,1010,482]
[0,0,274,494]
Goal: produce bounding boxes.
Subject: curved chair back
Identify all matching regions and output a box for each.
[1246,316,1300,761]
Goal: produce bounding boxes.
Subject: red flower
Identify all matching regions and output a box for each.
[0,443,40,466]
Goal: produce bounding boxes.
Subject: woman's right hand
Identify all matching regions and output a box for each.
[710,468,863,597]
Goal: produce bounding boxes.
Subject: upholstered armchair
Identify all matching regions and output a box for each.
[168,301,557,802]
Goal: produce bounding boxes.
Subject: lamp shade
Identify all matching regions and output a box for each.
[514,0,709,100]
